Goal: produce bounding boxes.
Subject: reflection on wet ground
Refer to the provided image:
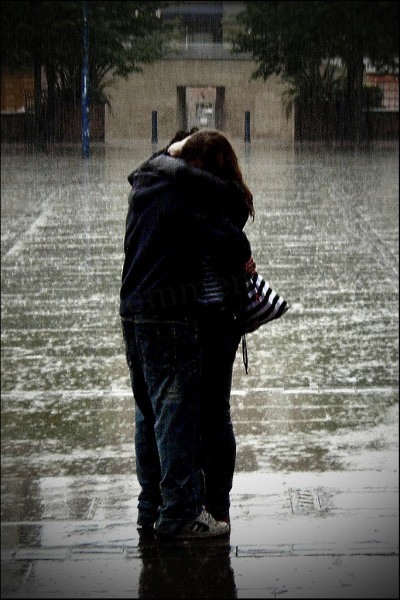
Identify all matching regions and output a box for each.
[136,532,236,599]
[1,140,398,597]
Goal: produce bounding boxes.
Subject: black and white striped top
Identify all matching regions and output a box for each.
[196,256,225,306]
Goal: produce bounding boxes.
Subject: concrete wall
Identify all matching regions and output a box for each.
[105,59,293,144]
[1,68,34,113]
[0,104,105,143]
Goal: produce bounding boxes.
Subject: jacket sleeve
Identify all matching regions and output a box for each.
[198,216,251,271]
[127,150,168,185]
[166,192,251,274]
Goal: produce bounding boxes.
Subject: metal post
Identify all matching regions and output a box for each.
[244,111,251,143]
[81,0,90,159]
[151,111,158,144]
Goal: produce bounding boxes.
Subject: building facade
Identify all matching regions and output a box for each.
[2,1,397,144]
[105,1,294,144]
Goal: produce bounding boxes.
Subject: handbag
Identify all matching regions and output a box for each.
[238,272,290,335]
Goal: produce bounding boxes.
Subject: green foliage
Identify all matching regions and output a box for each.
[362,85,384,109]
[233,1,399,79]
[1,1,171,106]
[232,1,398,140]
[281,60,347,121]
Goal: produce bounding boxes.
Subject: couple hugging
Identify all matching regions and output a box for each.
[121,129,261,539]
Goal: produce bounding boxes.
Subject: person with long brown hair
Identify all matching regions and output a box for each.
[167,129,255,526]
[121,128,254,538]
[171,128,254,221]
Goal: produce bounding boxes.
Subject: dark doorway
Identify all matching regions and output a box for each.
[177,86,225,131]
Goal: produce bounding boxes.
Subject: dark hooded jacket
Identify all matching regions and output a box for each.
[120,154,252,318]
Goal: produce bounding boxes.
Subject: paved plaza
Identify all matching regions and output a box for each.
[1,140,399,597]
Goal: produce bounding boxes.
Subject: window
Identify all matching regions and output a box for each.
[184,15,222,45]
[162,2,223,46]
[365,74,399,111]
[382,81,399,111]
[196,102,214,126]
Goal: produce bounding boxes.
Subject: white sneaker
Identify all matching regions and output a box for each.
[175,509,230,539]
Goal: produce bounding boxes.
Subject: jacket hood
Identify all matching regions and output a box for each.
[128,154,226,188]
[127,153,249,228]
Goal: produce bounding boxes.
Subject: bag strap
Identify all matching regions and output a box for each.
[241,334,248,375]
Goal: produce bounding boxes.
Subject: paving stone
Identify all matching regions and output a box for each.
[14,548,68,560]
[1,143,398,598]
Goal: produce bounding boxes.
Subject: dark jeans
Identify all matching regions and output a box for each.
[199,311,241,521]
[121,311,240,535]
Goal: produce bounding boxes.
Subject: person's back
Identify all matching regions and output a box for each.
[120,166,199,317]
[120,155,251,320]
[120,137,252,538]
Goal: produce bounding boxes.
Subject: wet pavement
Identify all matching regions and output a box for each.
[1,140,399,598]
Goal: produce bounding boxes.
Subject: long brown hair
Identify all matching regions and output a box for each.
[179,129,255,220]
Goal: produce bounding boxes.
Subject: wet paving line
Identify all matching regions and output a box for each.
[232,418,378,424]
[3,190,58,261]
[1,328,117,333]
[339,203,398,280]
[2,403,393,413]
[235,543,398,557]
[3,542,398,562]
[353,207,399,276]
[1,385,397,399]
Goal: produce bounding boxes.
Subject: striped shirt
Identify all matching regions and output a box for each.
[196,256,225,306]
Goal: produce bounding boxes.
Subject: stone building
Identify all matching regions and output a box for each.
[1,1,397,144]
[105,1,294,144]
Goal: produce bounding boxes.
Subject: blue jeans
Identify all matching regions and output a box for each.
[122,311,240,534]
[198,311,241,521]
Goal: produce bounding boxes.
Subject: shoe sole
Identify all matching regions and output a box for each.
[175,527,230,539]
[155,528,230,540]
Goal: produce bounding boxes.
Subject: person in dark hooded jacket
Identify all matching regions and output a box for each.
[121,129,253,538]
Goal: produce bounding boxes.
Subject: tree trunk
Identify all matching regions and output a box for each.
[31,1,43,148]
[345,55,365,145]
[45,63,56,144]
[33,55,42,145]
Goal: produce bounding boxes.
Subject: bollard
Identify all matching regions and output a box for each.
[244,111,251,143]
[244,138,251,165]
[151,111,158,144]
